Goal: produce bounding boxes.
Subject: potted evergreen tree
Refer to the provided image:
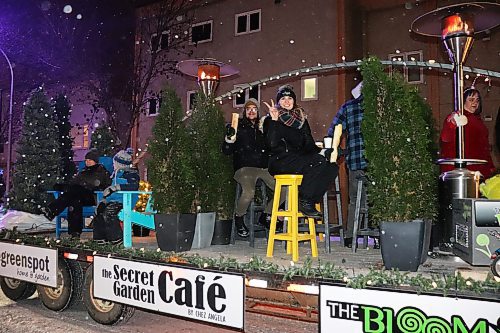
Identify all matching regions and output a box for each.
[190,93,235,248]
[361,57,438,271]
[147,87,197,252]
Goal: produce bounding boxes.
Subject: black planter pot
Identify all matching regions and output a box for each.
[211,219,232,245]
[380,220,425,272]
[154,213,196,252]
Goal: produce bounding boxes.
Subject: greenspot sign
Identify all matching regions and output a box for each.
[319,284,499,333]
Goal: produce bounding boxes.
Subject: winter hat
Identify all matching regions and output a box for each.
[276,84,296,103]
[84,149,100,164]
[242,98,260,117]
[113,148,133,170]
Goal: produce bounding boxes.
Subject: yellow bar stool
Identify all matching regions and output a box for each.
[266,175,318,262]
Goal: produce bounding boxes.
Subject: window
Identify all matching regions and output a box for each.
[235,9,261,35]
[388,50,423,84]
[71,124,89,149]
[301,76,318,101]
[233,85,260,108]
[190,20,212,44]
[147,97,161,116]
[150,31,169,52]
[187,90,197,113]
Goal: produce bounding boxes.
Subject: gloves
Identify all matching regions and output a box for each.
[225,125,236,139]
[103,184,120,198]
[320,148,334,160]
[446,112,468,127]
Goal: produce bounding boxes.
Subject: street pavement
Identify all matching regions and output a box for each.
[0,288,316,333]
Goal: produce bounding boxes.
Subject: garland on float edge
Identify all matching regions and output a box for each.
[2,231,498,296]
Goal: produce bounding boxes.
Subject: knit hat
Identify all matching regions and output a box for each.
[276,85,296,103]
[242,98,260,118]
[84,149,100,164]
[113,148,133,170]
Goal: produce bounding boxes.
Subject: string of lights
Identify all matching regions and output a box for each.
[214,60,500,103]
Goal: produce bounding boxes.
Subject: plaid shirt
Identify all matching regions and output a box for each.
[328,96,366,171]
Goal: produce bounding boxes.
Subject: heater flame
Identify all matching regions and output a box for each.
[199,71,218,81]
[442,14,472,38]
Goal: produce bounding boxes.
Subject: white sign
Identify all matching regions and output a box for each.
[320,284,500,333]
[0,242,58,288]
[93,256,245,329]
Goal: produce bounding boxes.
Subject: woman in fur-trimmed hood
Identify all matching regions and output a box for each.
[263,84,338,217]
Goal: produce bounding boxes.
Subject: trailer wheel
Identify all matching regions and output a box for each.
[492,256,500,278]
[0,277,37,301]
[83,264,135,325]
[37,259,81,311]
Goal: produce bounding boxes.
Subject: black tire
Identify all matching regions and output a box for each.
[82,264,135,325]
[0,277,37,301]
[492,256,500,278]
[37,258,81,311]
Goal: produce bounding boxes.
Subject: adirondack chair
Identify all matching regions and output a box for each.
[117,191,155,248]
[49,157,114,238]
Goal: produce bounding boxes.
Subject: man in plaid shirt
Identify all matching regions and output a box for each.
[328,82,374,248]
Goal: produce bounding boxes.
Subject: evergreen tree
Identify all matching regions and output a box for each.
[190,93,234,217]
[53,94,77,181]
[148,87,195,213]
[361,58,438,224]
[90,125,118,156]
[8,87,62,213]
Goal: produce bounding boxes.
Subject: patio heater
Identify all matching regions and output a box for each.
[412,2,500,252]
[176,58,239,97]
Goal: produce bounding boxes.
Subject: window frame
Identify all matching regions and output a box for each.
[72,124,89,149]
[233,84,260,108]
[234,9,261,36]
[388,50,424,84]
[147,97,161,117]
[190,20,213,45]
[300,75,319,101]
[150,30,170,53]
[186,90,197,114]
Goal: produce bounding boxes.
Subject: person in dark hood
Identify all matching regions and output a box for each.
[222,98,276,237]
[263,85,338,217]
[42,148,111,238]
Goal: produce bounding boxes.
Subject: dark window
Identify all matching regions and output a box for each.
[191,22,212,43]
[235,93,245,106]
[237,15,247,34]
[160,33,169,50]
[249,86,259,100]
[148,98,157,115]
[249,12,260,31]
[188,92,197,110]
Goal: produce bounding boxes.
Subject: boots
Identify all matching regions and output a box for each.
[235,216,249,237]
[298,199,322,217]
[258,213,271,229]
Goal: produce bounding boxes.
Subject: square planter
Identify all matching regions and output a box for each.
[154,213,196,252]
[191,212,216,249]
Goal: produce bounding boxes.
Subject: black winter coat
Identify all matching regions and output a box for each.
[222,117,269,171]
[70,164,112,191]
[263,117,321,175]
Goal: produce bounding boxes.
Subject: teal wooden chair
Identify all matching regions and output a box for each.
[117,191,155,248]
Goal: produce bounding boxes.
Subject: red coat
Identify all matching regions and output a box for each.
[440,112,495,179]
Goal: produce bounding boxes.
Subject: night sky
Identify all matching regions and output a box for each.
[0,0,136,89]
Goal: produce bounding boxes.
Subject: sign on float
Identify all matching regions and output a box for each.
[319,284,500,333]
[93,256,245,329]
[0,242,58,288]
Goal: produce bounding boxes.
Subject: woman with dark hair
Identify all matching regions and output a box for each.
[263,85,338,217]
[440,87,495,179]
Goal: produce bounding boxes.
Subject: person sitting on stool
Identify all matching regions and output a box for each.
[263,85,338,217]
[222,98,276,237]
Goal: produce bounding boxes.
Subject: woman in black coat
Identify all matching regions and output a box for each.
[222,98,276,237]
[263,85,338,217]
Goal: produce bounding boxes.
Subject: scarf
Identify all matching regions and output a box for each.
[278,106,306,129]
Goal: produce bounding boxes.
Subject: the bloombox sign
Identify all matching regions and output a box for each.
[0,242,58,288]
[93,256,245,329]
[319,284,500,333]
